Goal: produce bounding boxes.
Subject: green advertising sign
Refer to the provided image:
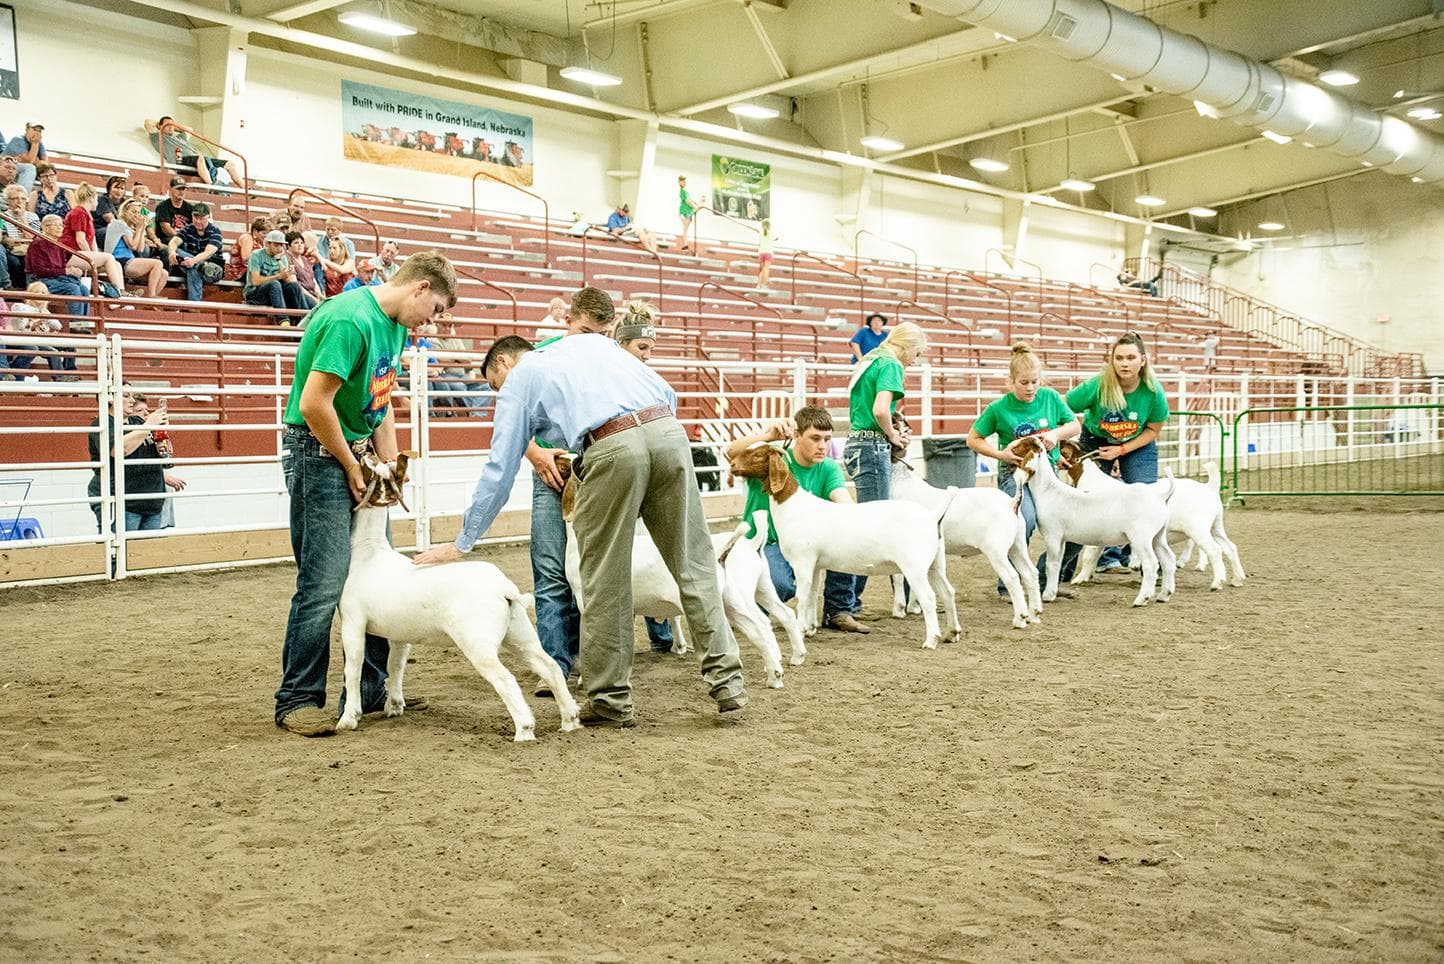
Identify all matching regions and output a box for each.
[710,154,770,222]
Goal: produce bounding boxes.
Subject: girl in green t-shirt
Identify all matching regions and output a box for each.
[676,175,704,254]
[838,320,928,619]
[967,341,1080,595]
[1063,332,1170,572]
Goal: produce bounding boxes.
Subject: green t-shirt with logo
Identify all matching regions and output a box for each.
[848,355,906,432]
[283,287,404,441]
[742,449,848,543]
[679,187,697,218]
[1066,374,1170,443]
[972,387,1074,465]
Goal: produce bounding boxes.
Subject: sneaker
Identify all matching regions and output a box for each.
[279,706,336,737]
[826,613,872,634]
[578,704,635,728]
[1101,563,1131,574]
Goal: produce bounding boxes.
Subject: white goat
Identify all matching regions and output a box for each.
[559,476,790,688]
[888,458,1042,629]
[1013,436,1175,608]
[729,442,962,649]
[338,458,580,740]
[1058,444,1244,591]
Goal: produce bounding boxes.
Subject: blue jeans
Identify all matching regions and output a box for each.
[90,502,166,533]
[245,279,307,312]
[171,251,221,301]
[840,434,892,613]
[275,426,389,724]
[1082,433,1159,569]
[762,541,853,620]
[36,276,89,320]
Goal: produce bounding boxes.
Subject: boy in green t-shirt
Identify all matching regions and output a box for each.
[274,252,457,737]
[726,407,869,635]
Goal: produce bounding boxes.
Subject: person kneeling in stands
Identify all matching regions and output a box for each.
[245,229,309,320]
[725,407,869,635]
[166,202,224,302]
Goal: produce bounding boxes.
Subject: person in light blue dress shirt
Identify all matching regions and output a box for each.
[412,333,748,727]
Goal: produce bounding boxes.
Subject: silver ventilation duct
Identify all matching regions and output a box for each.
[916,0,1444,184]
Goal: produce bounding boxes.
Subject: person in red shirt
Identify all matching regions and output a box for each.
[23,215,90,320]
[64,182,125,293]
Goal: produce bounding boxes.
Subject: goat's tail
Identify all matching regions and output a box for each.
[935,487,960,535]
[715,520,750,564]
[511,591,536,614]
[1158,476,1176,502]
[1203,460,1220,489]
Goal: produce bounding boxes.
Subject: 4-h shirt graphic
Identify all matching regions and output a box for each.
[1011,418,1052,441]
[365,354,399,426]
[1099,409,1141,440]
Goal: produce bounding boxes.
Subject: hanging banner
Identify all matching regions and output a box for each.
[341,80,534,186]
[710,154,770,222]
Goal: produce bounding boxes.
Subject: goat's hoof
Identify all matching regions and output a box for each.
[789,653,806,666]
[336,712,360,731]
[1231,578,1247,587]
[945,629,962,644]
[1029,613,1042,624]
[1042,592,1057,603]
[767,673,785,689]
[891,606,907,618]
[922,636,940,650]
[383,697,405,717]
[907,602,923,615]
[1132,598,1150,608]
[1012,616,1029,629]
[513,727,537,743]
[560,718,582,733]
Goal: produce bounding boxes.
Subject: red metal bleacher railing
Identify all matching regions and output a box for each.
[471,170,549,268]
[1039,310,1105,370]
[690,205,759,261]
[578,229,666,314]
[1064,282,1136,331]
[287,187,382,266]
[984,248,1046,304]
[789,251,866,324]
[1,210,106,328]
[855,230,919,302]
[943,269,1014,342]
[894,298,979,366]
[696,280,797,360]
[155,123,250,231]
[455,267,519,338]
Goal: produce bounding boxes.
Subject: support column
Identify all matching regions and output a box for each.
[192,26,249,149]
[837,167,873,252]
[613,118,658,223]
[1000,197,1026,263]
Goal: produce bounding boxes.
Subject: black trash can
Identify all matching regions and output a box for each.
[921,437,975,488]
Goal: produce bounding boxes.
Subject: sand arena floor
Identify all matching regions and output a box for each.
[2,508,1442,962]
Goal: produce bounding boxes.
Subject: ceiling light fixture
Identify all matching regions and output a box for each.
[970,156,1010,173]
[728,102,781,120]
[1187,206,1218,218]
[337,10,416,36]
[1257,221,1285,231]
[1318,69,1359,87]
[1194,100,1220,119]
[1412,176,1425,183]
[1135,194,1166,207]
[559,65,623,87]
[1260,130,1292,144]
[1060,178,1096,192]
[1406,106,1441,120]
[1109,73,1127,82]
[860,134,904,152]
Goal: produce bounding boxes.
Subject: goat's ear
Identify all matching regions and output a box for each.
[1066,460,1083,487]
[766,450,789,494]
[555,452,576,483]
[393,451,416,486]
[560,475,578,521]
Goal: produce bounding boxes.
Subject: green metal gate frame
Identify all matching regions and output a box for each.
[1231,403,1444,498]
[1165,410,1230,499]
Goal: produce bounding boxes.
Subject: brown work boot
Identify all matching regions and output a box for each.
[278,706,336,737]
[826,613,871,634]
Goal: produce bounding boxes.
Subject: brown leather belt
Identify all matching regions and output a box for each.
[584,404,672,448]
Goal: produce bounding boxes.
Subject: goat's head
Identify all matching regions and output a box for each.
[889,412,911,463]
[1056,438,1090,487]
[1010,435,1050,486]
[727,441,797,499]
[356,450,415,511]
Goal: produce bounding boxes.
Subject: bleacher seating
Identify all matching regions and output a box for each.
[1,147,1423,468]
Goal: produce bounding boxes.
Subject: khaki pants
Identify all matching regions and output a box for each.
[572,415,745,719]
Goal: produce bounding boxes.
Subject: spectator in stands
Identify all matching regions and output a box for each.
[1201,330,1219,373]
[676,175,704,253]
[276,196,312,239]
[64,183,127,296]
[849,312,888,363]
[25,215,90,321]
[837,320,928,631]
[2,283,76,377]
[143,116,246,187]
[245,229,308,318]
[87,385,181,533]
[1118,267,1163,298]
[153,177,193,246]
[226,217,271,284]
[94,176,129,235]
[375,240,402,281]
[103,200,168,299]
[537,295,566,337]
[342,258,382,291]
[0,155,19,192]
[756,218,774,289]
[28,162,71,221]
[602,203,660,256]
[1,184,37,284]
[165,202,224,302]
[1063,332,1170,575]
[274,252,458,736]
[726,408,857,618]
[317,218,357,295]
[285,231,322,309]
[4,122,45,192]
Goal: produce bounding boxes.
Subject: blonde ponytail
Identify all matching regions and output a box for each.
[1008,341,1041,382]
